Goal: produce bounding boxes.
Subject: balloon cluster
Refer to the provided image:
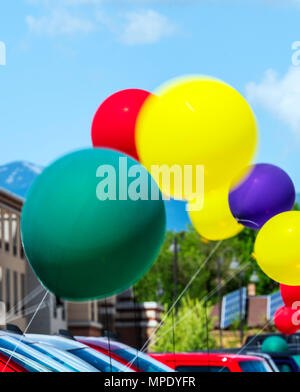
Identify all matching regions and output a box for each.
[94,78,260,242]
[21,74,299,312]
[224,129,298,336]
[92,79,300,337]
[228,163,299,335]
[21,76,260,301]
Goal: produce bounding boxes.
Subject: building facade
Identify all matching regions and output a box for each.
[0,188,27,331]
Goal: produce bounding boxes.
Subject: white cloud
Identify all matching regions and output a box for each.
[25,0,100,36]
[120,10,176,45]
[62,0,102,4]
[27,0,102,5]
[246,66,300,138]
[25,0,177,43]
[26,10,96,35]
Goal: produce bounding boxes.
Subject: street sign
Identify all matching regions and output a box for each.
[267,291,284,321]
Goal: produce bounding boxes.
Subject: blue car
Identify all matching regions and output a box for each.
[26,334,135,372]
[2,331,98,372]
[0,333,72,372]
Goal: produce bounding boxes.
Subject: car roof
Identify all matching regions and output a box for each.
[1,331,86,350]
[26,334,87,351]
[0,333,71,372]
[1,330,38,344]
[245,333,300,346]
[263,351,297,358]
[150,352,264,362]
[76,336,125,351]
[244,351,271,359]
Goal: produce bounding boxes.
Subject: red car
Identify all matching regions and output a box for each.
[149,353,273,372]
[0,352,24,372]
[0,349,50,372]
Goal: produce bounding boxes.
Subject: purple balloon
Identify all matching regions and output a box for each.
[229,163,296,230]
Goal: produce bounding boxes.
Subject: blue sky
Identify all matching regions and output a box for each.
[0,0,300,190]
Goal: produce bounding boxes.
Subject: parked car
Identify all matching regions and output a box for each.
[212,341,300,372]
[76,336,174,372]
[233,351,279,372]
[206,349,279,372]
[149,353,273,372]
[2,331,98,372]
[292,355,300,369]
[0,334,71,372]
[0,347,51,372]
[244,333,300,348]
[264,352,300,372]
[26,334,135,372]
[232,338,300,372]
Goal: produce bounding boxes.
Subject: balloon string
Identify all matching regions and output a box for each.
[138,240,223,354]
[2,291,49,372]
[236,218,260,228]
[5,284,45,321]
[104,298,113,372]
[150,261,250,350]
[132,285,140,370]
[7,299,50,323]
[204,297,210,372]
[171,306,176,368]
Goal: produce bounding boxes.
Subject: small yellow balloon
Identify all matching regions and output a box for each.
[136,76,258,200]
[188,188,243,241]
[255,211,300,285]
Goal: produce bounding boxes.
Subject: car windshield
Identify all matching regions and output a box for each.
[71,348,135,372]
[292,355,300,368]
[277,363,293,372]
[114,347,174,372]
[0,336,71,372]
[29,343,99,372]
[0,348,50,372]
[239,360,272,372]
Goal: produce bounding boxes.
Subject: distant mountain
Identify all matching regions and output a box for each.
[0,161,43,198]
[0,161,190,231]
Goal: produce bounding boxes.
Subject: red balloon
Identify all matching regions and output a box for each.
[91,89,151,160]
[280,284,300,308]
[274,306,300,335]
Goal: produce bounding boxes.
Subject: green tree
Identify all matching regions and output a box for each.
[150,296,216,352]
[134,225,275,307]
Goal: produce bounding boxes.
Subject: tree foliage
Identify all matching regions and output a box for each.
[150,296,216,352]
[134,224,278,309]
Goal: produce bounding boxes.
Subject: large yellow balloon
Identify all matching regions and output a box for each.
[255,211,300,285]
[188,188,243,241]
[136,76,258,200]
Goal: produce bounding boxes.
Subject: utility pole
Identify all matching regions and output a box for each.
[173,235,178,314]
[217,257,223,348]
[239,273,244,345]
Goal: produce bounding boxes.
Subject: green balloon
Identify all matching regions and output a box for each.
[261,336,289,353]
[21,148,166,301]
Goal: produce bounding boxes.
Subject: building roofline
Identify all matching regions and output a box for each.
[0,187,24,212]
